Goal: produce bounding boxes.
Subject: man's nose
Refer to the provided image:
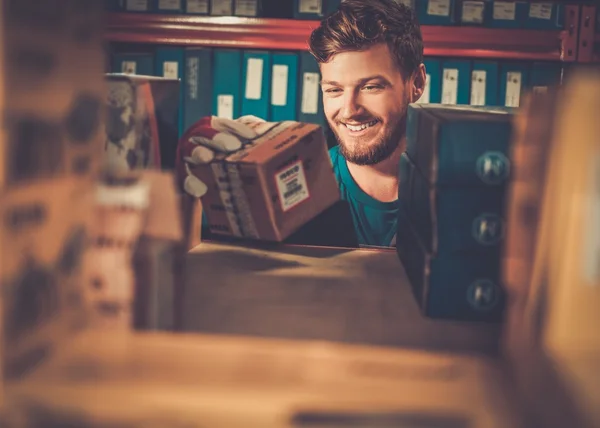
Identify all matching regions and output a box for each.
[340,92,363,119]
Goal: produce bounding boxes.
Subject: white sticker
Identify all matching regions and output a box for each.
[211,0,233,15]
[585,153,600,282]
[158,0,181,10]
[301,72,320,114]
[121,61,137,74]
[442,68,459,105]
[217,94,234,119]
[299,0,322,14]
[462,1,484,23]
[276,161,310,212]
[470,70,487,106]
[493,2,516,20]
[187,57,199,100]
[505,72,522,107]
[126,0,149,11]
[163,61,179,79]
[416,73,431,104]
[235,0,258,16]
[244,58,263,101]
[427,0,451,17]
[529,3,552,20]
[271,64,289,106]
[186,0,209,13]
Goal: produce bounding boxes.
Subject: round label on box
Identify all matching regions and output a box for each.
[476,151,510,185]
[467,279,499,311]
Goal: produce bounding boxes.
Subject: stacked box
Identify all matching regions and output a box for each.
[397,104,515,322]
[0,0,106,390]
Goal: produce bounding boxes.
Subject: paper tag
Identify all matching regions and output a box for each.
[441,68,458,105]
[126,0,149,11]
[245,58,263,100]
[163,61,179,79]
[299,0,322,14]
[462,1,484,23]
[158,0,181,10]
[276,161,310,212]
[186,0,209,13]
[529,3,552,20]
[505,72,522,107]
[211,0,233,15]
[427,0,451,17]
[217,95,234,119]
[470,70,486,106]
[301,72,320,114]
[187,57,199,100]
[416,73,431,104]
[271,64,289,107]
[493,2,516,20]
[235,0,258,16]
[585,153,600,282]
[121,61,137,74]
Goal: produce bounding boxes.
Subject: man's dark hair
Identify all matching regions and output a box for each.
[308,0,424,78]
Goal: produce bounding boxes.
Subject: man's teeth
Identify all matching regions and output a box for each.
[345,120,378,132]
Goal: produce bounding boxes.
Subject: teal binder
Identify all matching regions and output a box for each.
[111,53,155,76]
[155,47,185,136]
[529,62,562,93]
[154,0,184,13]
[184,48,213,133]
[233,0,261,16]
[499,62,528,107]
[210,0,234,15]
[418,0,456,25]
[293,0,324,19]
[125,0,153,11]
[270,52,299,122]
[470,61,499,106]
[420,58,442,104]
[297,51,324,127]
[241,51,271,120]
[185,0,210,14]
[212,49,242,119]
[441,60,471,105]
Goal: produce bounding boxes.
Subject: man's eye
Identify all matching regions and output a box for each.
[325,88,341,93]
[363,85,382,91]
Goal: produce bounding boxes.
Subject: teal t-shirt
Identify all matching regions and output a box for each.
[329,146,399,247]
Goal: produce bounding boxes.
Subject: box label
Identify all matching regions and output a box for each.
[276,161,310,212]
[271,64,289,106]
[301,72,320,114]
[493,2,516,20]
[462,1,484,23]
[217,94,234,119]
[158,0,181,10]
[470,70,486,106]
[416,73,431,104]
[121,61,136,74]
[126,0,149,11]
[187,57,199,100]
[235,0,258,16]
[245,58,263,100]
[211,0,233,15]
[585,152,600,282]
[441,68,458,105]
[529,3,552,20]
[505,72,522,107]
[186,0,209,13]
[299,0,322,14]
[427,0,451,17]
[163,61,179,79]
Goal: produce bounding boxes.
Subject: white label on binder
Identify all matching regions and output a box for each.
[159,0,181,10]
[163,61,179,79]
[505,72,522,107]
[121,61,137,74]
[462,1,484,23]
[585,153,600,282]
[211,0,233,15]
[529,3,552,19]
[126,0,149,11]
[416,73,431,104]
[301,72,320,114]
[427,0,451,16]
[271,64,289,107]
[276,160,310,212]
[186,0,209,13]
[235,0,258,16]
[442,68,459,105]
[299,0,322,14]
[493,2,516,20]
[245,58,263,100]
[187,57,199,100]
[217,95,234,119]
[470,70,486,106]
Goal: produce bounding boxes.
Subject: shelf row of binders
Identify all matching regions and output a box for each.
[107,0,567,30]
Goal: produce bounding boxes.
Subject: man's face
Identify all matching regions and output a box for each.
[320,43,411,166]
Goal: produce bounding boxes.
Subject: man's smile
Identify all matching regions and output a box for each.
[341,119,380,135]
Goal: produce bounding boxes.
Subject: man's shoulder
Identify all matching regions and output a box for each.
[328,144,341,169]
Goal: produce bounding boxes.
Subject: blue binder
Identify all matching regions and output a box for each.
[270,52,299,122]
[488,1,528,28]
[324,0,342,15]
[111,53,155,76]
[241,51,272,119]
[153,0,184,13]
[523,2,564,30]
[441,60,471,105]
[470,61,499,106]
[184,48,213,133]
[155,47,185,136]
[297,51,325,127]
[124,0,153,12]
[212,49,243,119]
[185,0,210,14]
[293,0,324,19]
[529,62,562,93]
[419,58,442,104]
[417,0,456,25]
[499,62,528,107]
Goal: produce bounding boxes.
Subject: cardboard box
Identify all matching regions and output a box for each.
[191,122,340,242]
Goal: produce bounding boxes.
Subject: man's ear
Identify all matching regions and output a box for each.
[410,63,427,103]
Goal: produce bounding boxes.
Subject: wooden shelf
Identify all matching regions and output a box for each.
[105,12,571,61]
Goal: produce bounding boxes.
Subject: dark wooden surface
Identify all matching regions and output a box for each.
[181,242,501,356]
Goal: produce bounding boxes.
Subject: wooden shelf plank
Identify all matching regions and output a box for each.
[105,13,569,61]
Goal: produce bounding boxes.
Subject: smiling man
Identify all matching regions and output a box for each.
[309,0,426,247]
